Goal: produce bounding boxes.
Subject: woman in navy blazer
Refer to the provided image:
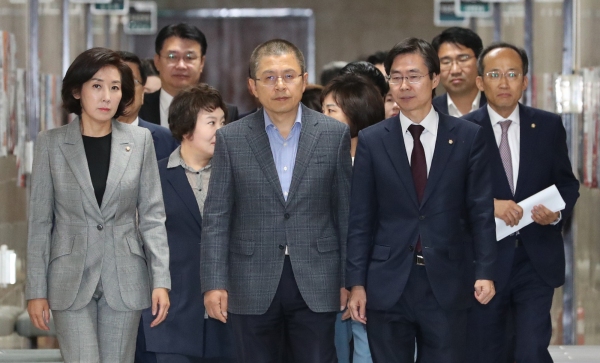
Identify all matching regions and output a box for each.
[135,84,234,363]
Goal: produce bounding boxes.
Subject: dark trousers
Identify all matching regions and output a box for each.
[467,244,554,363]
[229,256,338,363]
[366,264,467,363]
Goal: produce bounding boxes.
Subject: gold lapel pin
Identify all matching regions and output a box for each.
[449,139,454,145]
[125,146,131,152]
[531,123,536,128]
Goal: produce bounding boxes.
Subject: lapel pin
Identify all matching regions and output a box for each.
[531,123,536,128]
[449,139,454,145]
[125,146,131,152]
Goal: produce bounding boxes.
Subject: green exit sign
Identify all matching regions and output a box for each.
[455,0,492,18]
[91,0,129,15]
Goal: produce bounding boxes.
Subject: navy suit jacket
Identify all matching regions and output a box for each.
[137,118,179,161]
[138,158,233,358]
[346,111,497,311]
[432,92,487,116]
[139,89,240,125]
[462,105,579,290]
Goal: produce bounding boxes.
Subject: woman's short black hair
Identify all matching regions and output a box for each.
[340,61,389,97]
[321,74,385,138]
[301,84,324,112]
[169,84,228,142]
[61,47,134,118]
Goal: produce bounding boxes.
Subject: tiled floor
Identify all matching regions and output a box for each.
[550,345,600,362]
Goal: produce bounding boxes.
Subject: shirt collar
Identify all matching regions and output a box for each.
[399,105,439,136]
[264,104,303,131]
[166,145,212,172]
[160,88,174,109]
[487,104,520,127]
[447,91,482,116]
[131,117,139,127]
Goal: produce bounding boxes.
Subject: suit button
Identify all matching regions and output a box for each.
[97,224,103,231]
[284,213,290,219]
[279,245,285,250]
[419,215,425,220]
[409,245,414,252]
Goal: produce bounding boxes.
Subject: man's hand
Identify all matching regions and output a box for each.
[474,280,495,305]
[348,286,367,324]
[532,204,560,226]
[150,288,170,327]
[27,298,50,331]
[494,199,523,227]
[204,289,228,323]
[340,288,351,320]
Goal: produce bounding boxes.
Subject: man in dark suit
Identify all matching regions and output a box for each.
[463,43,579,363]
[346,38,497,363]
[432,27,487,117]
[117,51,179,161]
[201,39,352,363]
[138,24,238,126]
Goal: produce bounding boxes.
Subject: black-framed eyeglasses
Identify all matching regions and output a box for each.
[161,52,200,64]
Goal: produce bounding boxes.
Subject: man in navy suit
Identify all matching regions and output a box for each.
[463,43,579,363]
[346,37,497,363]
[431,27,487,117]
[138,24,239,126]
[117,51,179,161]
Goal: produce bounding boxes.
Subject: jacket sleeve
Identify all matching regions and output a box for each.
[333,126,352,288]
[137,129,171,290]
[551,115,580,224]
[26,132,53,300]
[200,129,234,293]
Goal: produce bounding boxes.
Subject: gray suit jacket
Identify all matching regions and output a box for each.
[26,118,170,312]
[200,105,352,315]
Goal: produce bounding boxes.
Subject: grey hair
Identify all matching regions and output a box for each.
[248,39,306,79]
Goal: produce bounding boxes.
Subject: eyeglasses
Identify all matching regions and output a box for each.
[255,72,302,86]
[484,71,522,82]
[387,73,431,85]
[440,54,473,69]
[161,52,200,65]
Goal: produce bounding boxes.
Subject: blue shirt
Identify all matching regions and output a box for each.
[264,105,302,201]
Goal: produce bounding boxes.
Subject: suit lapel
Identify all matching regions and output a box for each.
[476,108,513,198]
[287,107,320,204]
[382,117,419,208]
[101,120,133,212]
[167,165,202,229]
[245,112,286,206]
[59,118,102,216]
[514,105,536,200]
[420,115,455,208]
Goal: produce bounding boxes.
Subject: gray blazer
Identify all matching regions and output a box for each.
[200,105,352,315]
[25,118,170,312]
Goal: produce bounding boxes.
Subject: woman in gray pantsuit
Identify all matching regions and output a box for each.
[26,47,171,363]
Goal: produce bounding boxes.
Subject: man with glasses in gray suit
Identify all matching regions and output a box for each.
[201,39,352,363]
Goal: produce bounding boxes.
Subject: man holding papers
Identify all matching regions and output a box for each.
[463,43,580,363]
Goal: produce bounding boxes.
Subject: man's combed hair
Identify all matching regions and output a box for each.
[248,39,306,79]
[62,47,134,118]
[155,23,208,56]
[168,84,228,142]
[116,51,146,85]
[477,42,529,77]
[431,27,484,58]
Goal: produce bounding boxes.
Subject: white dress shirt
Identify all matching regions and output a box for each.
[399,106,439,175]
[130,117,139,127]
[488,104,520,189]
[447,91,482,118]
[159,89,174,128]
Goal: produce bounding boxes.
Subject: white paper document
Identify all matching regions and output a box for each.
[495,185,566,240]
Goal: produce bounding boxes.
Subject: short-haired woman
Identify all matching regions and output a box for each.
[135,84,235,363]
[26,47,171,362]
[321,74,385,363]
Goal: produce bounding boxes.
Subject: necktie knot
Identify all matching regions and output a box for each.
[499,120,512,133]
[408,124,425,139]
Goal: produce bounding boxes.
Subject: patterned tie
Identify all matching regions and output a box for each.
[408,124,427,253]
[498,120,514,194]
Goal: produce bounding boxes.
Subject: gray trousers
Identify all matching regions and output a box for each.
[53,281,142,363]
